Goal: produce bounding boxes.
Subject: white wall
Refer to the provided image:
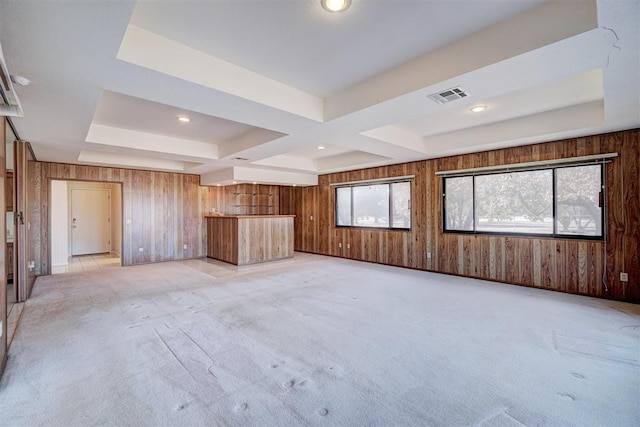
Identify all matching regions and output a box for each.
[50,180,68,266]
[6,118,16,171]
[5,140,13,171]
[6,211,13,243]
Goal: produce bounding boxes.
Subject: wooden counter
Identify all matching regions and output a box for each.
[205,215,295,265]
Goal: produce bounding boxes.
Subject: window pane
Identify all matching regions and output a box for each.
[475,170,553,234]
[336,187,351,226]
[391,182,411,228]
[353,184,389,227]
[445,176,474,231]
[556,165,602,236]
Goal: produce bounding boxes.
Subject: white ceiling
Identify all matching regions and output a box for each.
[130,0,546,97]
[93,91,253,143]
[0,0,638,186]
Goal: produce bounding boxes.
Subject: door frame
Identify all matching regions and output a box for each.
[0,119,7,377]
[49,179,123,272]
[14,141,28,302]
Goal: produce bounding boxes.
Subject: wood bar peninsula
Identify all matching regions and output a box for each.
[205,215,295,265]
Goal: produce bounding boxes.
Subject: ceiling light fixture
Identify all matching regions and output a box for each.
[469,105,487,113]
[10,75,30,86]
[176,115,190,123]
[317,145,326,150]
[321,0,351,13]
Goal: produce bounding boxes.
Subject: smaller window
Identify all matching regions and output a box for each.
[444,176,473,231]
[336,187,352,226]
[555,165,602,237]
[335,179,412,230]
[391,182,411,229]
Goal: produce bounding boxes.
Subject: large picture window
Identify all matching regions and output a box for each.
[335,179,411,230]
[443,164,603,239]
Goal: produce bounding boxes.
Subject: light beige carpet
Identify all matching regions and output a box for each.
[0,253,638,426]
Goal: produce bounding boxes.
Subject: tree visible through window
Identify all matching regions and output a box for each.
[335,180,411,230]
[555,165,602,236]
[444,176,473,231]
[353,184,389,227]
[475,170,553,234]
[443,164,603,238]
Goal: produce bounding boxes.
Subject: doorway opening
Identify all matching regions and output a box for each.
[50,180,122,274]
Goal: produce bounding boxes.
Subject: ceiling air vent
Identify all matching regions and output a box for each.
[428,87,469,105]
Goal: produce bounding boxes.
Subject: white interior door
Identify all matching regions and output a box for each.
[71,189,110,256]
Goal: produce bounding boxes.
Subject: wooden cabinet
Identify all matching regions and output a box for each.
[6,171,13,211]
[6,243,13,281]
[206,215,294,265]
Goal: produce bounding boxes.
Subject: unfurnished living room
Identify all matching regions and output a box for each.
[0,0,638,426]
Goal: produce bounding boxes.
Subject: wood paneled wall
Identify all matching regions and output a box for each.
[282,130,640,303]
[35,163,279,275]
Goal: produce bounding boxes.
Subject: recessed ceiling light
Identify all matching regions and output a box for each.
[176,115,190,123]
[317,145,326,150]
[252,181,257,185]
[216,184,221,187]
[232,181,237,184]
[469,105,487,113]
[321,0,351,13]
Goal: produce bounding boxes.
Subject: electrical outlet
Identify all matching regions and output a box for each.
[183,244,188,249]
[138,247,144,252]
[125,218,132,224]
[620,272,629,282]
[310,215,313,221]
[346,243,350,249]
[426,252,432,259]
[338,242,342,248]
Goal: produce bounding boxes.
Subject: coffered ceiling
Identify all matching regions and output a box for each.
[1,0,638,186]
